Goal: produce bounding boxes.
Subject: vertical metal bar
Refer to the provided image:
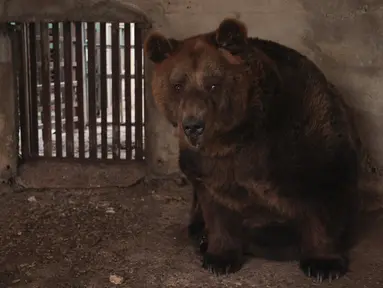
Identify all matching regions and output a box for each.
[142,28,147,159]
[40,22,52,157]
[82,24,89,125]
[99,22,108,159]
[95,24,101,123]
[111,22,121,160]
[12,25,21,159]
[75,22,85,159]
[22,24,32,159]
[134,24,143,160]
[124,23,132,160]
[15,24,30,158]
[52,22,63,158]
[29,23,39,157]
[87,22,97,159]
[63,22,74,158]
[9,24,20,156]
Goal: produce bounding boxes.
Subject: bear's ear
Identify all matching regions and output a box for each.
[215,18,248,51]
[144,32,178,63]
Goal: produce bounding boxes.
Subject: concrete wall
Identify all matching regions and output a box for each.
[0,0,382,177]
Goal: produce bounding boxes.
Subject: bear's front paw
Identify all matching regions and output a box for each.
[299,257,349,283]
[202,251,243,275]
[188,220,205,239]
[188,221,205,238]
[198,234,208,254]
[188,221,208,254]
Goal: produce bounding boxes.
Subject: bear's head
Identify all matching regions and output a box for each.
[144,18,273,152]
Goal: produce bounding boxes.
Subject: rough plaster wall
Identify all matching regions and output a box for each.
[0,27,17,183]
[0,0,382,176]
[301,0,383,166]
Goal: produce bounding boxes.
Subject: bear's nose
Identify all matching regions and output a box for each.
[182,117,205,137]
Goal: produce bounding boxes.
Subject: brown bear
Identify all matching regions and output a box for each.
[144,18,360,282]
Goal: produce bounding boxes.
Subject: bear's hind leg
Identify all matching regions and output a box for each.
[298,211,350,283]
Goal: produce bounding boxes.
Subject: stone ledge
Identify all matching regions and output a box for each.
[16,158,146,189]
[0,0,155,23]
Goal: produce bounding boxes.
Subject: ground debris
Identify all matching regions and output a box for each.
[106,207,116,214]
[0,181,382,287]
[27,196,37,202]
[109,274,124,285]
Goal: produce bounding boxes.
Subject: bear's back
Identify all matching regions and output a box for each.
[250,38,325,83]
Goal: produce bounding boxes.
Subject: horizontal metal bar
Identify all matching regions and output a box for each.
[22,155,146,164]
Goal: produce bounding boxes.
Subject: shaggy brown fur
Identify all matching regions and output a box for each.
[144,18,362,282]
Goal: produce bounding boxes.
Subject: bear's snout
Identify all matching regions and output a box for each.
[182,116,205,146]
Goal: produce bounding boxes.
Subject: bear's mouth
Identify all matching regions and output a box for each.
[188,136,202,149]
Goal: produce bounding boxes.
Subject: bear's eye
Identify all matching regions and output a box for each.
[206,84,219,92]
[173,83,183,93]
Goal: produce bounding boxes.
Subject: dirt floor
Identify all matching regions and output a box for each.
[1,161,383,288]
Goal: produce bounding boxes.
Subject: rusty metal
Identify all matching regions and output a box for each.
[99,22,108,159]
[9,24,20,156]
[124,23,132,160]
[15,21,146,163]
[13,24,30,158]
[63,22,74,157]
[40,22,52,157]
[87,22,97,159]
[111,22,121,160]
[134,24,143,160]
[75,22,85,159]
[28,23,39,157]
[52,22,63,157]
[141,27,148,158]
